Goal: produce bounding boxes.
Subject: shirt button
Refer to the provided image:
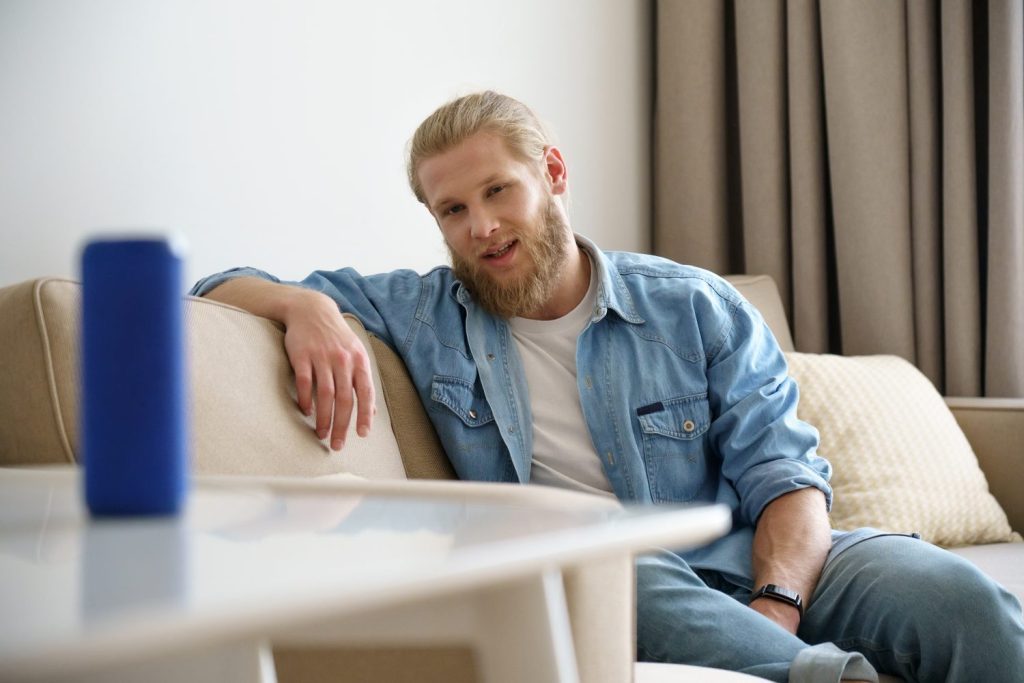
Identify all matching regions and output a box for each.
[486,353,495,361]
[683,419,696,433]
[468,409,478,419]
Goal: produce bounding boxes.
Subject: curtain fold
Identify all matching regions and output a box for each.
[787,0,832,354]
[820,0,917,362]
[735,0,791,315]
[655,0,733,272]
[940,0,984,395]
[907,0,945,388]
[654,0,1024,397]
[987,0,1024,396]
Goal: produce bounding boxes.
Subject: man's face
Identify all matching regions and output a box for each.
[417,131,570,319]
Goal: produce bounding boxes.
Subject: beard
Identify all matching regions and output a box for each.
[448,196,571,319]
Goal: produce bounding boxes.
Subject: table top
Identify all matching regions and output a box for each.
[0,467,730,679]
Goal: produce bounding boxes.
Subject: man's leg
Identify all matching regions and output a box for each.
[636,550,876,682]
[800,534,1024,682]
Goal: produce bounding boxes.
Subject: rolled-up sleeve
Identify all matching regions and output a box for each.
[189,267,281,298]
[189,265,424,351]
[705,299,832,527]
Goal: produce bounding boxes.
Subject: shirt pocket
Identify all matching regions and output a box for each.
[637,393,713,503]
[430,375,495,428]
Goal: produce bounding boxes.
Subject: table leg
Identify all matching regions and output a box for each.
[272,568,581,683]
[472,568,580,683]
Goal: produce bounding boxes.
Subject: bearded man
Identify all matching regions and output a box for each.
[193,91,1024,682]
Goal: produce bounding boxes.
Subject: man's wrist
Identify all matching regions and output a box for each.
[751,583,804,615]
[749,594,802,634]
[281,286,334,325]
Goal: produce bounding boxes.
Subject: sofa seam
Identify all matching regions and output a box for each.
[33,277,77,464]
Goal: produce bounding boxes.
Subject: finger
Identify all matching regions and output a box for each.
[313,361,335,441]
[352,357,376,437]
[330,364,355,450]
[294,361,314,417]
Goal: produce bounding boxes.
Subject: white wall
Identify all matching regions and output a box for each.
[0,0,652,289]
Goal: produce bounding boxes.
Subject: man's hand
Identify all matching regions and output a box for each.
[204,277,376,450]
[282,290,376,450]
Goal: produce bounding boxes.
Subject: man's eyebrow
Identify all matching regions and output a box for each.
[430,197,452,214]
[477,173,500,188]
[430,174,503,214]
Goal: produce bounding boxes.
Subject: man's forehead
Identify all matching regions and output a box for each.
[419,132,527,204]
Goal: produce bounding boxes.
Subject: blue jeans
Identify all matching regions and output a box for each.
[636,534,1024,682]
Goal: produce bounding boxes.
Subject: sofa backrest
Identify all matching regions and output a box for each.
[0,278,456,480]
[725,274,794,352]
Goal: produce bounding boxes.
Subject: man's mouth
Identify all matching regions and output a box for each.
[483,240,517,259]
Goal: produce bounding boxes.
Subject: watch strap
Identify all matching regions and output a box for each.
[752,583,803,615]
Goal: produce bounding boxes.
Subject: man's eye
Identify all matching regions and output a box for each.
[446,204,465,215]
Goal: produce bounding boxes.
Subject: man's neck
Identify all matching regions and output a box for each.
[520,240,591,321]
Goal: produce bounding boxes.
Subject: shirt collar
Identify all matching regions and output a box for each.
[575,234,645,325]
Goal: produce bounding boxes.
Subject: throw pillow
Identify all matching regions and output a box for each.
[784,352,1017,547]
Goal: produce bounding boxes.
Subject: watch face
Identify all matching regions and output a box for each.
[766,584,800,601]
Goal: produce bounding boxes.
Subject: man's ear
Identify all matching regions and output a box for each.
[543,146,568,195]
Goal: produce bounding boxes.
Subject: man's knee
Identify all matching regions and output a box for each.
[827,535,1021,639]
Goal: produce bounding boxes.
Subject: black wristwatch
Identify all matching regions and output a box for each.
[751,584,803,615]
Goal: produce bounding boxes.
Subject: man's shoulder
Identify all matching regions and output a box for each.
[416,265,460,300]
[330,264,458,298]
[421,264,457,282]
[602,250,744,307]
[333,263,454,283]
[308,264,460,321]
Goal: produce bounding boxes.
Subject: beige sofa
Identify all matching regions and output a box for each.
[1,274,1020,683]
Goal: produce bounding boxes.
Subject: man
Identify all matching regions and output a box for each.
[193,91,1024,682]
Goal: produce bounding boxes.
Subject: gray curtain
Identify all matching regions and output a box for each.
[654,0,1024,398]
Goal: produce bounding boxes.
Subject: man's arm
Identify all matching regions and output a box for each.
[204,277,375,450]
[697,288,834,634]
[750,487,831,633]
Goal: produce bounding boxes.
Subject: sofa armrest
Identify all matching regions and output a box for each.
[945,397,1024,533]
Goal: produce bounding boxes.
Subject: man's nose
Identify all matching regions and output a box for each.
[469,207,500,240]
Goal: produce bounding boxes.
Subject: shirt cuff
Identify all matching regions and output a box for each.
[790,642,878,683]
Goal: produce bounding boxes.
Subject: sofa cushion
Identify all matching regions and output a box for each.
[949,544,1024,604]
[785,352,1017,547]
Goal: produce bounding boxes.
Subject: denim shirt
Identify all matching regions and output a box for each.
[191,235,836,584]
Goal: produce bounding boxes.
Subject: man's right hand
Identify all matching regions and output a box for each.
[203,277,376,451]
[282,290,376,450]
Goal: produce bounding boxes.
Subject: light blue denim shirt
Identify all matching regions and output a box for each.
[191,235,837,584]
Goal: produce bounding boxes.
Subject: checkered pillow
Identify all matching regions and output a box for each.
[785,352,1017,547]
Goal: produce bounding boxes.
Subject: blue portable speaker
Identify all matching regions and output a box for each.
[80,237,188,516]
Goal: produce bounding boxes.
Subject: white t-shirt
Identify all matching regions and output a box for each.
[508,259,616,499]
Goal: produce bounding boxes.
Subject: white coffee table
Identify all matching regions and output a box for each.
[0,467,731,683]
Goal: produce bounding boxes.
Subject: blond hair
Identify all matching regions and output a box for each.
[407,91,553,205]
